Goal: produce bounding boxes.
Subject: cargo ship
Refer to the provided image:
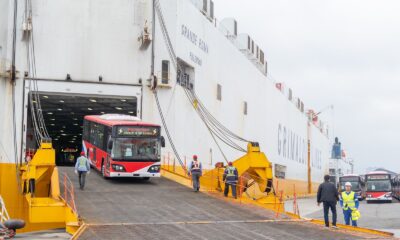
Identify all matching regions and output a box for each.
[1,0,331,232]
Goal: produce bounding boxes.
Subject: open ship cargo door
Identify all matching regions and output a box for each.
[22,79,142,164]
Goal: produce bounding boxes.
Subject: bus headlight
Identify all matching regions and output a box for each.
[385,193,391,198]
[112,164,126,172]
[367,194,372,198]
[148,165,161,173]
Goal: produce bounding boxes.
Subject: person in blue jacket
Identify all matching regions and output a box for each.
[75,151,91,190]
[340,182,359,226]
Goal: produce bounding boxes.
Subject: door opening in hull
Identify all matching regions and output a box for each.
[26,93,137,166]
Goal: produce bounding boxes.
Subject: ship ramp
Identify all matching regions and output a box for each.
[59,167,392,240]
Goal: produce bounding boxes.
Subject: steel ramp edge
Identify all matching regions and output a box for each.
[307,218,395,238]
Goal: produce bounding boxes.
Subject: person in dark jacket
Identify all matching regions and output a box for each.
[317,175,339,228]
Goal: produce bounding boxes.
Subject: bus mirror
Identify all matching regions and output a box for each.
[108,140,113,150]
[161,136,165,148]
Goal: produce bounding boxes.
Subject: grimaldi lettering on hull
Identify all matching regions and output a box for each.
[277,124,322,170]
[181,24,208,66]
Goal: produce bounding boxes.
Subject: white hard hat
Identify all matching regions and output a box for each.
[345,182,352,187]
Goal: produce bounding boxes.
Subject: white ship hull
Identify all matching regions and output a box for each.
[0,0,331,201]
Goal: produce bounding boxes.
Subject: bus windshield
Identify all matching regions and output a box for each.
[340,181,360,191]
[339,176,361,191]
[367,180,391,192]
[111,138,160,161]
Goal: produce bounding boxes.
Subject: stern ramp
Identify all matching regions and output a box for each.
[59,167,389,240]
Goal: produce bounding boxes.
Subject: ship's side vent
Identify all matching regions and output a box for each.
[243,101,248,115]
[161,60,170,85]
[219,18,237,38]
[237,33,267,76]
[216,84,222,101]
[154,60,172,89]
[260,50,265,65]
[264,61,268,75]
[210,0,214,19]
[288,88,293,101]
[191,0,214,22]
[202,0,207,12]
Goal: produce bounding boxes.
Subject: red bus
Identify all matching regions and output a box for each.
[82,114,164,179]
[365,171,393,203]
[393,175,400,200]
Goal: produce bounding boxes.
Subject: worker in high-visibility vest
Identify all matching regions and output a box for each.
[188,155,202,192]
[223,162,238,199]
[75,151,91,190]
[340,182,359,226]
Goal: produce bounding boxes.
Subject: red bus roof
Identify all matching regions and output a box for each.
[84,115,160,127]
[366,171,389,175]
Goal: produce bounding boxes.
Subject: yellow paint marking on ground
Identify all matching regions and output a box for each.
[309,219,394,237]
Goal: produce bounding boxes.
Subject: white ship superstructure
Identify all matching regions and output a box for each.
[1,0,331,209]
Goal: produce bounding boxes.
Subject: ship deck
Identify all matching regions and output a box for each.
[59,167,392,239]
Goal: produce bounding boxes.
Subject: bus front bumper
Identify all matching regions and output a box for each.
[109,172,161,178]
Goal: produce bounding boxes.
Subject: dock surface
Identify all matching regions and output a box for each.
[59,167,393,239]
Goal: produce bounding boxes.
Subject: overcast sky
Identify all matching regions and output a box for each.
[214,0,400,173]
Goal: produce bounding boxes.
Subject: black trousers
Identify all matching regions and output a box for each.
[323,201,337,227]
[78,171,87,190]
[224,182,237,198]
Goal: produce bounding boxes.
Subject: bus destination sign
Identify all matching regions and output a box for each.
[367,175,389,180]
[117,126,159,137]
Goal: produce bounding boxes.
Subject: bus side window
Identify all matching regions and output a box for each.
[82,120,90,141]
[90,122,97,146]
[90,122,105,149]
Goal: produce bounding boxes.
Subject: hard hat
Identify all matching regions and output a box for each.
[228,161,233,166]
[345,182,352,187]
[80,151,85,156]
[193,155,198,160]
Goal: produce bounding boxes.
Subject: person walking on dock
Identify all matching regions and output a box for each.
[223,162,238,199]
[188,155,202,192]
[340,182,359,227]
[317,174,339,228]
[75,151,91,190]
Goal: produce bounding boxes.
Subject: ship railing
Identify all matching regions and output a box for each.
[60,173,78,215]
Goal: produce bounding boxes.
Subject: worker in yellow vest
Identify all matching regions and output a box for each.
[340,182,359,226]
[223,162,238,199]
